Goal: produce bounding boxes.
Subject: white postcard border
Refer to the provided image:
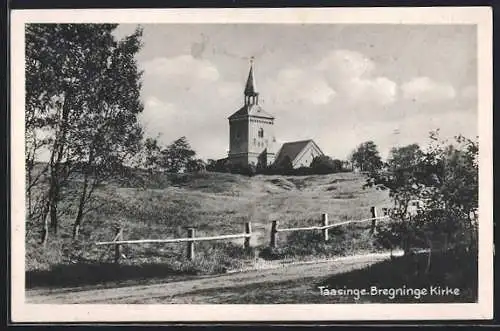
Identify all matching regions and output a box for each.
[10,7,493,322]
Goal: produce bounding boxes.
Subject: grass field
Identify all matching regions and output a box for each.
[26,170,393,287]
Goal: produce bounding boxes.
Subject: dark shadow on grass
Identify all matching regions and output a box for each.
[317,250,478,303]
[26,262,198,289]
[157,251,478,304]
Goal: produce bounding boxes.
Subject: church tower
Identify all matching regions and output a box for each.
[228,58,276,168]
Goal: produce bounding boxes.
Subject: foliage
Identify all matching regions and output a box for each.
[25,24,145,242]
[206,158,231,173]
[159,136,196,173]
[366,131,478,264]
[350,141,383,172]
[186,158,207,173]
[229,162,257,177]
[275,156,294,173]
[255,155,349,176]
[138,136,201,174]
[141,137,162,171]
[310,155,343,174]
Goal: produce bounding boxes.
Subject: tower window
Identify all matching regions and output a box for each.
[258,128,264,138]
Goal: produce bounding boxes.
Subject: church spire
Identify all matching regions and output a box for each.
[244,57,259,105]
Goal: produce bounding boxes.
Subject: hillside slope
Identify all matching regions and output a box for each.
[26,171,392,281]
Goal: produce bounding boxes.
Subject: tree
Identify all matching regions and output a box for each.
[332,159,344,172]
[310,155,342,174]
[160,136,196,173]
[366,132,478,272]
[205,159,217,172]
[387,144,424,172]
[25,24,145,242]
[350,141,383,173]
[141,137,162,172]
[366,143,426,255]
[274,155,293,175]
[186,158,206,173]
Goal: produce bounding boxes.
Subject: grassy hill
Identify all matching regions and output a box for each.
[26,170,393,287]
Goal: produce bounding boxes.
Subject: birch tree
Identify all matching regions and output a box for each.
[25,24,144,243]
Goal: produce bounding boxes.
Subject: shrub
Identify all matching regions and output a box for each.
[228,163,256,177]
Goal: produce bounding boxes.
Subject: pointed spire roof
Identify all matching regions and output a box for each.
[244,57,258,96]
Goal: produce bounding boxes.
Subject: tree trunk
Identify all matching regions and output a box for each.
[72,222,80,240]
[72,172,89,240]
[41,213,49,246]
[40,192,51,245]
[48,91,73,236]
[49,172,59,235]
[27,164,32,219]
[403,232,412,256]
[425,238,433,274]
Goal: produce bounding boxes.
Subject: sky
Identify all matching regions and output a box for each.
[114,23,477,161]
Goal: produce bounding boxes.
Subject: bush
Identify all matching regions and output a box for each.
[228,163,256,177]
[310,155,344,174]
[293,167,313,176]
[206,158,231,173]
[256,156,350,176]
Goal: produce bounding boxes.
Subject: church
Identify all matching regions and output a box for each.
[226,60,324,170]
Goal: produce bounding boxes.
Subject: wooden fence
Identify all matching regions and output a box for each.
[95,223,252,263]
[95,206,390,263]
[270,206,389,248]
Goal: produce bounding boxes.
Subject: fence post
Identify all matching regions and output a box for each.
[322,213,329,241]
[114,224,123,264]
[370,206,378,234]
[187,227,195,261]
[244,222,252,249]
[270,220,278,248]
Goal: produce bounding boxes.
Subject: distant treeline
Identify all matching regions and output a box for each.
[205,155,352,177]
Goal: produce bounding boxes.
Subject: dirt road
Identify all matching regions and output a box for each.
[26,251,401,304]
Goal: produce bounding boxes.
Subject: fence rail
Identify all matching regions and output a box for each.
[96,206,391,262]
[270,206,390,248]
[276,216,390,233]
[95,233,251,246]
[95,222,252,263]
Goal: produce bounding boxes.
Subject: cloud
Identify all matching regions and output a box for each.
[138,55,240,160]
[139,95,229,160]
[401,77,456,102]
[318,50,397,106]
[142,55,220,82]
[316,108,477,160]
[265,68,336,106]
[139,97,178,138]
[134,44,473,162]
[264,49,395,110]
[317,50,375,79]
[217,81,241,99]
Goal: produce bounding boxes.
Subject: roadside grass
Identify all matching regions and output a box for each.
[26,171,392,288]
[26,241,256,289]
[259,222,381,260]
